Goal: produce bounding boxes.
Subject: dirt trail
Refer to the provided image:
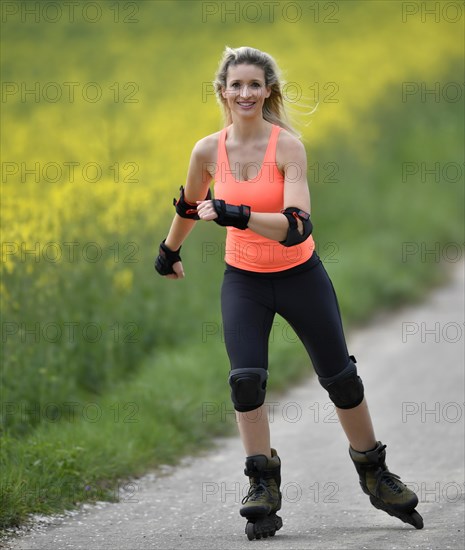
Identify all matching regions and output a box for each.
[6,263,464,550]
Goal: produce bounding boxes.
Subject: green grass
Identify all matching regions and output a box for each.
[1,0,463,534]
[2,76,463,531]
[1,330,312,532]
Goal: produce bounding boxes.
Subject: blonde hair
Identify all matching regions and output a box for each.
[213,46,300,137]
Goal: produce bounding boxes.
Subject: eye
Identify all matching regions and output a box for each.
[230,82,240,88]
[252,82,261,87]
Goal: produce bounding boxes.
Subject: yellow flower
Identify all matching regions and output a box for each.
[112,269,134,294]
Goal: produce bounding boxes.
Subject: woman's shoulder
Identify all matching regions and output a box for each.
[276,125,304,149]
[275,125,307,164]
[191,130,222,163]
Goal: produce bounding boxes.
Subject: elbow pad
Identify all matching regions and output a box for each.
[173,185,211,220]
[280,207,313,247]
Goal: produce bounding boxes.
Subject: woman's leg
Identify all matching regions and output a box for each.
[336,399,376,451]
[275,260,422,527]
[221,270,275,458]
[275,261,376,451]
[236,406,272,457]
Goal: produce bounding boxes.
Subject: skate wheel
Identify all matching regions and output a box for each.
[409,510,424,530]
[246,521,255,541]
[245,515,282,540]
[273,514,283,532]
[369,496,424,529]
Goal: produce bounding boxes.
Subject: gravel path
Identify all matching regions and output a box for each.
[6,262,464,550]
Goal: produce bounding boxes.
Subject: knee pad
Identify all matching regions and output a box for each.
[318,355,364,409]
[229,368,268,412]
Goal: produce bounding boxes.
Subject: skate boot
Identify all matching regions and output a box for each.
[240,448,283,540]
[349,441,423,529]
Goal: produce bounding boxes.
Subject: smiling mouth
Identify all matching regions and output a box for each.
[237,102,256,108]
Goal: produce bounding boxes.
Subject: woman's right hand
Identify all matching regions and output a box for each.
[165,260,185,280]
[154,240,185,279]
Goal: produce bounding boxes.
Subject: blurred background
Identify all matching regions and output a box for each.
[1,0,463,531]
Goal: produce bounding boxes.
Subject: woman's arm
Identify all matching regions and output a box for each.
[197,133,310,242]
[248,135,310,240]
[164,138,213,251]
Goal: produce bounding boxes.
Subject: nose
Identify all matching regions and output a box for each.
[240,85,251,98]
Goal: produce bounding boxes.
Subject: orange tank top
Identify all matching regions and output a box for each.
[214,123,315,272]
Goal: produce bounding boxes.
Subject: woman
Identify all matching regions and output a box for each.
[155,46,423,540]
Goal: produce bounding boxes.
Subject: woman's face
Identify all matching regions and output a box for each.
[222,63,271,119]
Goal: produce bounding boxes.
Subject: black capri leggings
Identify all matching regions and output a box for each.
[220,251,351,379]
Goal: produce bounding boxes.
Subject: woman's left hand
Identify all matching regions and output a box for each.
[196,200,218,221]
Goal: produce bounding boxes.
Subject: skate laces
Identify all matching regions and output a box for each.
[242,480,273,505]
[374,468,403,496]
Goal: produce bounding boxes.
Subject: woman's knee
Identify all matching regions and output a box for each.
[229,367,268,412]
[318,355,365,409]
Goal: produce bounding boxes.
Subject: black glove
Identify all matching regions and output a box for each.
[154,240,182,276]
[212,199,251,230]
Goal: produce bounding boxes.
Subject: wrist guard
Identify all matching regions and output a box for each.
[154,239,182,276]
[280,207,313,247]
[173,185,211,220]
[212,199,251,230]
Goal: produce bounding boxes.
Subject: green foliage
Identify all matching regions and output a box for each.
[0,0,463,533]
[1,335,307,532]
